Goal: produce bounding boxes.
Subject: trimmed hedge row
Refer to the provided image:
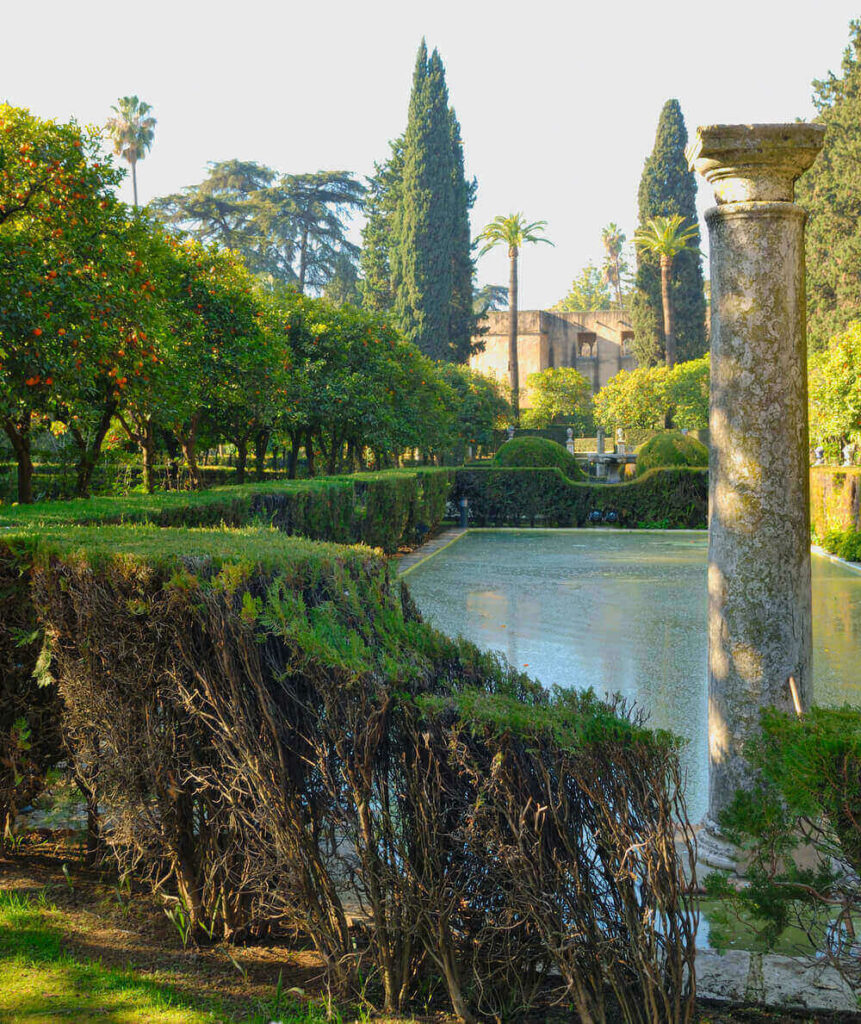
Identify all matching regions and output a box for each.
[0,526,696,1020]
[810,466,861,538]
[454,466,708,529]
[0,468,456,554]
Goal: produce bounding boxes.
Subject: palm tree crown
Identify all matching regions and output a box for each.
[105,96,157,208]
[633,215,700,367]
[634,214,699,262]
[477,213,552,420]
[477,213,552,258]
[601,222,627,308]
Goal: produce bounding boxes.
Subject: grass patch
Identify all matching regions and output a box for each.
[0,889,341,1024]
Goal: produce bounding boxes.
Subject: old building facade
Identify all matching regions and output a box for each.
[469,309,637,407]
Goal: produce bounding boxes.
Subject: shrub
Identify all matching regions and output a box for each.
[456,466,708,529]
[709,706,861,991]
[493,436,585,479]
[820,528,861,563]
[8,525,697,1022]
[636,432,708,476]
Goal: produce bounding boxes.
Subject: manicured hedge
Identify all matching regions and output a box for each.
[455,466,708,529]
[635,432,708,476]
[0,525,695,1020]
[493,435,585,479]
[0,468,456,555]
[810,466,861,538]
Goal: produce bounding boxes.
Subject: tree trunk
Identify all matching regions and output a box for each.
[508,247,519,421]
[131,159,139,209]
[160,428,181,488]
[327,430,340,476]
[288,431,300,479]
[178,413,203,489]
[305,430,315,476]
[235,438,248,485]
[3,420,34,504]
[661,254,676,367]
[141,420,156,493]
[70,401,117,498]
[117,413,157,493]
[298,226,309,293]
[254,429,270,481]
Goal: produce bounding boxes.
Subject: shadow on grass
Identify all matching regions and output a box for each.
[0,891,321,1024]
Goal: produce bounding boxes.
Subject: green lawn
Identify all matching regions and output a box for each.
[0,891,321,1024]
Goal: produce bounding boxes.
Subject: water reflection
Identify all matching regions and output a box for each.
[405,530,861,822]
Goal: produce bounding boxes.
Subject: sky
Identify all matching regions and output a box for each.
[3,0,858,309]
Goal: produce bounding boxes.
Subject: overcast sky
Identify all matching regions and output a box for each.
[3,1,858,309]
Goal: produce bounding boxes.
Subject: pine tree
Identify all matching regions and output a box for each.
[797,20,861,351]
[630,99,706,366]
[392,43,455,359]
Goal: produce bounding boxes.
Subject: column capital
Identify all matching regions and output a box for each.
[686,123,824,203]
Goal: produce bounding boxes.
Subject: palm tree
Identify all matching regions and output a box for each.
[477,213,553,419]
[105,96,157,208]
[601,222,627,309]
[634,215,700,367]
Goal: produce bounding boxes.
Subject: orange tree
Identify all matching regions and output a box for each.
[159,240,270,488]
[273,292,453,474]
[0,105,161,500]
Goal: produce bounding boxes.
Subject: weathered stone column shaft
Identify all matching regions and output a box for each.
[688,124,824,828]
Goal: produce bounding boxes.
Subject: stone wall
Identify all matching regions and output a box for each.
[470,309,637,405]
[810,467,861,537]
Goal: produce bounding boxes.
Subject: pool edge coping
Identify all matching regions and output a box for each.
[811,543,861,575]
[399,528,861,580]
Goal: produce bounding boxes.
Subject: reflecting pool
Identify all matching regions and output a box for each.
[405,530,861,822]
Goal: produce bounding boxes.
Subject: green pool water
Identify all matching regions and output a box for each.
[404,529,861,823]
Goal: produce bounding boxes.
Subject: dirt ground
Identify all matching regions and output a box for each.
[0,835,856,1024]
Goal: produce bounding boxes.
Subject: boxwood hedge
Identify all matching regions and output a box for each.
[455,466,708,529]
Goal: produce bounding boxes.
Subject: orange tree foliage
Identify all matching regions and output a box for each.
[0,105,161,499]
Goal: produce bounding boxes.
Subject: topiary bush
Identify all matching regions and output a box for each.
[493,436,585,479]
[636,432,708,477]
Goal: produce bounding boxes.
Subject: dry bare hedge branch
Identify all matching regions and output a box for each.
[25,535,696,1022]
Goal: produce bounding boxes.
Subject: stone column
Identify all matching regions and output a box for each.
[687,124,824,833]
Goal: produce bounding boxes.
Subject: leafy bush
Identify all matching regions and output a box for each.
[493,436,585,479]
[636,432,708,476]
[4,525,697,1023]
[456,466,708,529]
[820,528,861,562]
[709,706,861,991]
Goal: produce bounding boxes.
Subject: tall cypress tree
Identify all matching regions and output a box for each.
[448,107,477,361]
[631,99,706,365]
[393,44,455,359]
[361,41,476,361]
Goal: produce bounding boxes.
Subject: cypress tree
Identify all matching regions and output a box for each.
[631,99,706,365]
[393,44,455,359]
[448,107,477,361]
[361,41,476,361]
